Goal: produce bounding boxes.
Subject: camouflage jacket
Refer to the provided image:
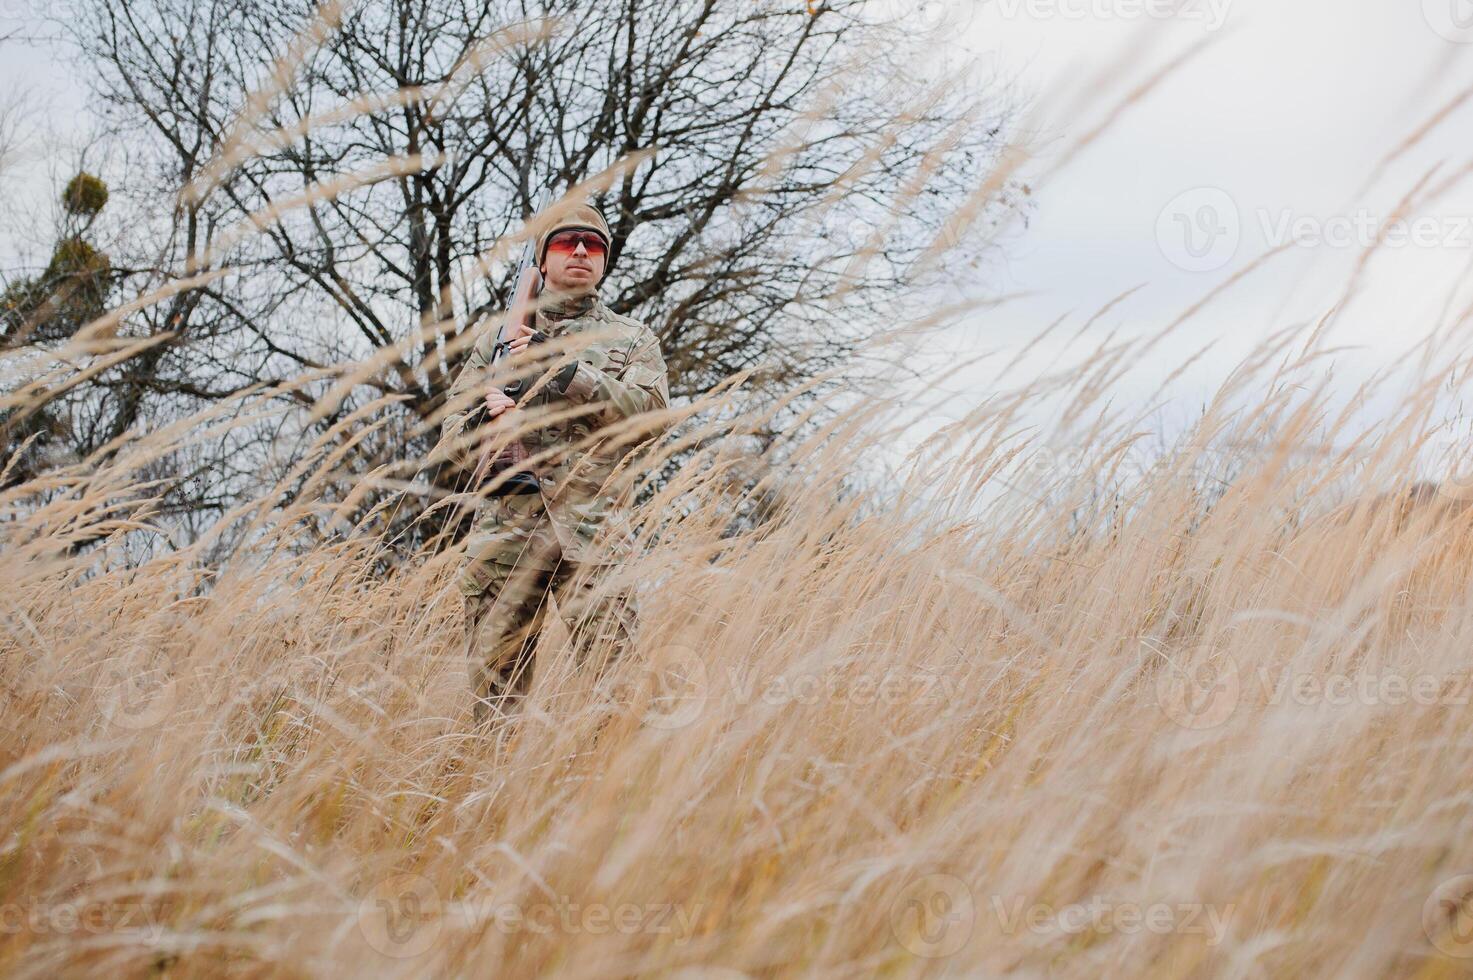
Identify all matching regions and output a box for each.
[441,291,671,593]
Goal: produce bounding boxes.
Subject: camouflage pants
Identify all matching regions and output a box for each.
[464,558,638,726]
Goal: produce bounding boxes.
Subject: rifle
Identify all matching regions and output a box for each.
[471,192,549,496]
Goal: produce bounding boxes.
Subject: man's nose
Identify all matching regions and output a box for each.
[573,241,588,256]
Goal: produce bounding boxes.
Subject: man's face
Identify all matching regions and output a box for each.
[541,230,608,294]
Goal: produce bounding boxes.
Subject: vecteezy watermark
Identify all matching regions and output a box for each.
[725,664,960,710]
[457,896,703,943]
[1151,644,1472,727]
[99,648,181,732]
[1257,210,1473,251]
[98,648,385,732]
[978,0,1232,30]
[616,647,962,730]
[0,898,168,940]
[890,873,976,958]
[1156,188,1242,273]
[1023,444,1245,489]
[358,874,444,959]
[1427,432,1473,503]
[1158,188,1473,272]
[1423,0,1473,43]
[1154,647,1241,730]
[625,643,708,731]
[991,896,1235,944]
[1253,668,1472,709]
[887,873,1235,956]
[858,0,1234,34]
[1425,874,1473,958]
[858,0,981,37]
[356,874,705,959]
[0,0,90,19]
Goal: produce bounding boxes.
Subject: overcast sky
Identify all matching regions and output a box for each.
[4,1,1472,447]
[923,0,1473,440]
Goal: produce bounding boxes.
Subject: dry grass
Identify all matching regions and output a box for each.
[5,308,1473,979]
[6,12,1473,979]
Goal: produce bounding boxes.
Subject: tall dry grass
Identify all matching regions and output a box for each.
[7,10,1473,979]
[5,302,1473,979]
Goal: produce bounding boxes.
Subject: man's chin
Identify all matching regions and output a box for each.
[559,274,596,291]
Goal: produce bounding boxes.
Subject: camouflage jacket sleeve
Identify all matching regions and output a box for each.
[440,339,491,470]
[558,329,670,429]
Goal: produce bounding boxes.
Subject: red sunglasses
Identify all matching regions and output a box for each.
[545,230,609,259]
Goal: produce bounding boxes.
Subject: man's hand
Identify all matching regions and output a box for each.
[505,266,543,356]
[483,388,516,420]
[506,320,538,355]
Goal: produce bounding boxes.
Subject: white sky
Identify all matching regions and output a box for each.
[4,1,1473,447]
[923,0,1473,440]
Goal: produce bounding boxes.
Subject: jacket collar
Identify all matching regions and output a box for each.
[536,289,601,333]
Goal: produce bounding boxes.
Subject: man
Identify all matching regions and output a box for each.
[441,201,671,727]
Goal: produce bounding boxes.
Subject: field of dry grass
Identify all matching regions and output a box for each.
[6,7,1473,974]
[6,308,1473,979]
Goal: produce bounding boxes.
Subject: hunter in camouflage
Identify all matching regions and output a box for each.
[441,201,670,726]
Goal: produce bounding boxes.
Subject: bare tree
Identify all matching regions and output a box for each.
[0,89,29,180]
[18,0,1016,538]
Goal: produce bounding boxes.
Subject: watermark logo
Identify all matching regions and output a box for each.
[1423,0,1473,43]
[1025,444,1243,489]
[1159,189,1473,271]
[908,404,980,498]
[462,896,703,941]
[1254,667,1471,709]
[889,873,975,958]
[1155,648,1240,729]
[991,896,1234,944]
[860,0,980,39]
[1157,187,1241,273]
[100,649,180,731]
[725,663,959,709]
[321,659,386,703]
[1260,209,1473,251]
[861,0,1235,32]
[0,0,90,19]
[1150,648,1471,720]
[846,215,888,251]
[1431,434,1473,502]
[1440,466,1473,503]
[978,0,1232,31]
[636,644,708,730]
[1423,874,1473,958]
[357,873,443,959]
[0,898,167,940]
[916,0,971,35]
[630,650,960,728]
[100,651,386,732]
